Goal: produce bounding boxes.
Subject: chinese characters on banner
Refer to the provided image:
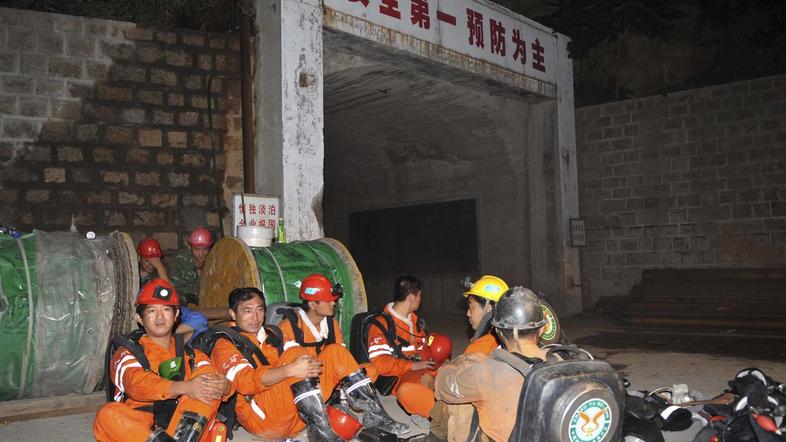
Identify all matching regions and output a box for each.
[325,0,555,84]
[231,194,281,235]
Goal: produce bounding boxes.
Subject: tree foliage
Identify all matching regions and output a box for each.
[690,0,786,85]
[534,0,685,59]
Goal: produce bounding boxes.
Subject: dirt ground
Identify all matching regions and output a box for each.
[1,312,784,441]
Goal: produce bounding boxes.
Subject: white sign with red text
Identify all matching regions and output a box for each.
[232,194,281,236]
[324,0,556,85]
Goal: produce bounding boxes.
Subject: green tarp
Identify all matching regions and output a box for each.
[0,231,115,401]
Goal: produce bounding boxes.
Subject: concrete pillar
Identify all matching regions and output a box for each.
[255,0,324,240]
[554,33,583,315]
[525,101,558,302]
[525,34,582,317]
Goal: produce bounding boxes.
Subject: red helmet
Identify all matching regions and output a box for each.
[136,278,179,306]
[138,237,162,258]
[188,227,213,248]
[299,274,342,302]
[327,406,362,440]
[423,333,452,364]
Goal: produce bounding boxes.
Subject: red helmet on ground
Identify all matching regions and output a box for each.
[137,237,162,258]
[327,406,362,440]
[188,227,213,248]
[299,274,342,302]
[136,278,179,306]
[423,333,452,364]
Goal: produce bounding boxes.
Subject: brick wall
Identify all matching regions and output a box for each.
[0,7,243,250]
[577,74,786,301]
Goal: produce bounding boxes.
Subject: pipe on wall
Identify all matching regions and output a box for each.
[238,0,255,194]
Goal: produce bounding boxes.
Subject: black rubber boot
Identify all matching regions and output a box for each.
[171,411,208,442]
[291,378,343,442]
[341,369,410,436]
[145,428,176,442]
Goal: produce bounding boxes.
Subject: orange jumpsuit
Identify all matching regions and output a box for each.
[210,326,361,440]
[366,303,433,394]
[464,332,500,355]
[279,308,378,381]
[93,336,222,442]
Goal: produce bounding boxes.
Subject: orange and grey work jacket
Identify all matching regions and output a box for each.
[435,353,524,441]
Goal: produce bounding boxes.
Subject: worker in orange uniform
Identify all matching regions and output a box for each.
[136,236,208,344]
[93,278,230,442]
[463,275,507,355]
[420,275,509,441]
[435,287,551,442]
[208,287,409,441]
[278,273,379,380]
[366,275,437,403]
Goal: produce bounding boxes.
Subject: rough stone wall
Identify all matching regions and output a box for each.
[577,74,786,301]
[0,7,242,249]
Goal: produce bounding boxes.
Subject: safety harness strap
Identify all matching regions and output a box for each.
[279,307,336,354]
[368,315,407,359]
[106,329,194,431]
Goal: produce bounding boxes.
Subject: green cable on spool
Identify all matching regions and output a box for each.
[0,231,117,401]
[252,241,356,338]
[0,233,37,401]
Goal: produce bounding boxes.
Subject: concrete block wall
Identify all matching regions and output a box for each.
[576,74,786,301]
[0,7,242,249]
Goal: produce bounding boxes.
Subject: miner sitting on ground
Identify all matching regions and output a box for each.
[136,236,208,343]
[93,278,230,442]
[408,275,509,441]
[208,287,409,441]
[277,273,379,380]
[166,227,213,306]
[434,287,552,442]
[365,275,442,409]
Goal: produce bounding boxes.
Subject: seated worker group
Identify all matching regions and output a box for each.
[435,286,553,442]
[94,278,231,442]
[137,228,212,303]
[207,280,409,441]
[392,275,509,437]
[137,229,213,343]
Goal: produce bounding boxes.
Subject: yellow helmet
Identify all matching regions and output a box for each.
[463,275,509,303]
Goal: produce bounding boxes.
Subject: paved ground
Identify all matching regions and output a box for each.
[2,312,784,441]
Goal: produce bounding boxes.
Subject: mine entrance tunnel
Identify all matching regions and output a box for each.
[322,54,555,316]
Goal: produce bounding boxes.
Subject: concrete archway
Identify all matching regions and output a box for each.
[254,0,582,316]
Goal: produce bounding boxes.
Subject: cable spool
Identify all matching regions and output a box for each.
[200,237,367,338]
